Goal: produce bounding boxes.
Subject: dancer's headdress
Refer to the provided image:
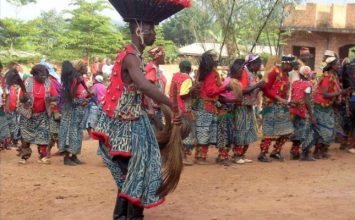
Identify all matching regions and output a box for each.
[109,0,191,25]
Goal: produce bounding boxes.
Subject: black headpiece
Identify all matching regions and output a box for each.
[109,0,191,25]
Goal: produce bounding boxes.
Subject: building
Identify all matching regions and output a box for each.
[282,3,355,70]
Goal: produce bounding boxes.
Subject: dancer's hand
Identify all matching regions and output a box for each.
[172,112,182,126]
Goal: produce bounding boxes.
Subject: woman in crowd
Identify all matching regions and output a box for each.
[59,61,90,166]
[18,64,58,164]
[233,54,264,164]
[215,59,244,165]
[84,75,106,135]
[307,57,351,159]
[195,50,230,164]
[258,55,296,162]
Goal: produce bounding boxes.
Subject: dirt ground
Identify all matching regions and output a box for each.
[1,137,355,220]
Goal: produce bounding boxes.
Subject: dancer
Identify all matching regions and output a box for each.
[145,46,167,122]
[91,0,189,219]
[289,66,316,161]
[41,60,62,157]
[258,55,296,162]
[169,60,196,165]
[215,59,244,165]
[59,61,90,165]
[17,64,58,164]
[195,50,230,164]
[233,54,264,164]
[306,57,351,159]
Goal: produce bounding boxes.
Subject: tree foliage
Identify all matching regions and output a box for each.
[6,0,36,6]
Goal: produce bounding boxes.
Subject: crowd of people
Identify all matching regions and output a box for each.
[1,47,354,166]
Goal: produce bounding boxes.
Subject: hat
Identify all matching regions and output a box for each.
[324,50,335,57]
[95,75,104,83]
[40,59,61,83]
[299,66,312,78]
[109,0,191,25]
[245,54,261,64]
[179,60,191,69]
[148,47,165,60]
[281,54,296,64]
[325,56,338,65]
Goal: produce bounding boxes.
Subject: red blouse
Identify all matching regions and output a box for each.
[20,79,57,113]
[313,71,341,107]
[263,66,290,105]
[289,80,312,118]
[199,70,225,113]
[169,72,191,113]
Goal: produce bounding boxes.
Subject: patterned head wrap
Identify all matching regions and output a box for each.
[281,54,296,64]
[299,66,312,79]
[245,54,260,64]
[40,59,61,82]
[148,47,165,60]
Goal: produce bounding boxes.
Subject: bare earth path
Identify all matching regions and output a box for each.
[1,139,355,220]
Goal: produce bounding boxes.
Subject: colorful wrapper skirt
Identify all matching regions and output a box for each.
[59,100,87,155]
[92,108,164,208]
[216,106,234,148]
[7,111,21,141]
[334,106,347,140]
[195,101,217,145]
[234,105,257,145]
[84,102,100,129]
[20,112,50,145]
[49,116,60,134]
[0,111,11,143]
[303,105,335,147]
[261,104,294,138]
[290,115,309,142]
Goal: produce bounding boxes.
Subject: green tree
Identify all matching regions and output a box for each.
[30,10,68,59]
[6,0,36,6]
[0,18,37,51]
[64,0,125,59]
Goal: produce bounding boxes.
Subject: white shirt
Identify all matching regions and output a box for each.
[102,64,113,76]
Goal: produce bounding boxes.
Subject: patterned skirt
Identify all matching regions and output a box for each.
[93,109,164,208]
[59,102,86,155]
[261,104,294,138]
[49,116,60,134]
[216,109,234,148]
[84,103,100,129]
[234,106,257,146]
[7,111,21,141]
[0,111,11,142]
[20,112,50,145]
[290,115,309,142]
[195,102,217,145]
[303,105,335,147]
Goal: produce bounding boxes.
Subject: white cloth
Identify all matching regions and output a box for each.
[305,86,311,94]
[102,64,113,76]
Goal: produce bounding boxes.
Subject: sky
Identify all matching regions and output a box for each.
[0,0,122,23]
[1,0,355,21]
